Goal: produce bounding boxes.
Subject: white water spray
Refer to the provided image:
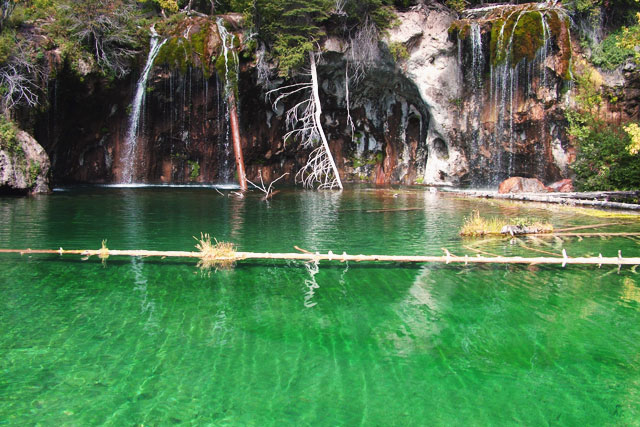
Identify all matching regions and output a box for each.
[120,27,166,183]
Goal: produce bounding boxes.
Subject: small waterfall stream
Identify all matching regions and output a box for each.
[120,27,166,183]
[458,4,572,186]
[216,18,239,183]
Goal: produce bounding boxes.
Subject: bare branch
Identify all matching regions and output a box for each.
[0,42,45,111]
[246,170,289,199]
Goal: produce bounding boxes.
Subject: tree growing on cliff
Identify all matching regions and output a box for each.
[63,0,140,78]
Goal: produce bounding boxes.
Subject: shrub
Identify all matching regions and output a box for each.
[568,111,640,190]
[590,30,634,70]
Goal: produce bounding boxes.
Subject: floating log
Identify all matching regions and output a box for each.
[1,247,639,268]
[450,190,640,210]
[553,222,629,232]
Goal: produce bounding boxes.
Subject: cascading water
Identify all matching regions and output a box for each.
[215,18,240,184]
[457,3,572,186]
[120,27,166,184]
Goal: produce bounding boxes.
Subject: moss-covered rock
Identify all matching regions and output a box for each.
[155,16,231,78]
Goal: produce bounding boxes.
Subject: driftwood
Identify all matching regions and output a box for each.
[1,247,639,268]
[553,222,629,232]
[451,190,640,210]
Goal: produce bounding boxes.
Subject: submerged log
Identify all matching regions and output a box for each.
[1,247,639,268]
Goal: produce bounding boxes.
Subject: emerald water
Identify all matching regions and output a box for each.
[1,187,640,425]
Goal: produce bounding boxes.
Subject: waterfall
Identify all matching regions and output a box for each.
[459,4,571,186]
[120,27,166,184]
[215,18,240,184]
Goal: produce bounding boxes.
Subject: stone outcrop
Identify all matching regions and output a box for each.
[548,178,573,192]
[498,177,551,194]
[0,130,50,194]
[387,3,468,186]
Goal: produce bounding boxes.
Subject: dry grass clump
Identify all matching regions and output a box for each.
[98,239,109,263]
[460,211,553,236]
[194,233,236,271]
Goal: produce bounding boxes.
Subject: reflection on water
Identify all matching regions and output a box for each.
[1,187,640,424]
[303,260,320,308]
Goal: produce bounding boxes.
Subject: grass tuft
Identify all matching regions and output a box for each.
[460,211,553,236]
[194,233,236,272]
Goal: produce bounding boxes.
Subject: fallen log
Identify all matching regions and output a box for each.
[1,247,639,268]
[450,190,640,210]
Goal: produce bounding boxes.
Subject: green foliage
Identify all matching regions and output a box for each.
[624,122,640,155]
[446,0,465,13]
[27,161,41,186]
[568,111,640,190]
[620,13,640,63]
[573,68,603,112]
[388,41,408,62]
[156,25,216,76]
[250,0,331,76]
[0,28,15,64]
[0,115,21,156]
[138,0,178,15]
[188,159,200,180]
[590,30,634,70]
[57,0,142,78]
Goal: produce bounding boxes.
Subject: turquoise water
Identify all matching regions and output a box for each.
[1,187,640,425]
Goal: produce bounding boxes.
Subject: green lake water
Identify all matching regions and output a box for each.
[1,186,640,425]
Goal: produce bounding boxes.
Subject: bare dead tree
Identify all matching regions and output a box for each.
[333,0,347,16]
[0,43,44,112]
[63,0,139,78]
[255,43,274,89]
[343,17,381,133]
[266,51,343,190]
[246,170,289,200]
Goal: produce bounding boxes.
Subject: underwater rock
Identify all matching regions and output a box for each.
[498,177,551,194]
[0,131,50,194]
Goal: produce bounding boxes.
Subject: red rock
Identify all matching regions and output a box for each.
[498,177,552,194]
[548,178,573,192]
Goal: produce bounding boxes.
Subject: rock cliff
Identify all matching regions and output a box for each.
[0,130,50,194]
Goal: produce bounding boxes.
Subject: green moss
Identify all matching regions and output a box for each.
[511,11,544,65]
[591,30,634,70]
[350,152,384,168]
[388,41,409,62]
[0,116,21,157]
[215,53,238,95]
[188,160,200,181]
[490,9,566,69]
[27,161,41,187]
[155,25,214,77]
[490,18,506,65]
[448,20,470,40]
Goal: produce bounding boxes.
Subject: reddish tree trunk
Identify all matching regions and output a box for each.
[228,91,247,191]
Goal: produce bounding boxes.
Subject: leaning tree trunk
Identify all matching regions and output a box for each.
[228,91,247,191]
[309,53,343,190]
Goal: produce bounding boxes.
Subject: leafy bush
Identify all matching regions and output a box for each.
[590,30,634,70]
[568,111,640,190]
[388,41,408,62]
[0,115,21,156]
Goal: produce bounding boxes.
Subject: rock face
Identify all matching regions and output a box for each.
[0,130,50,194]
[31,6,577,189]
[387,3,468,185]
[548,178,573,192]
[498,177,551,194]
